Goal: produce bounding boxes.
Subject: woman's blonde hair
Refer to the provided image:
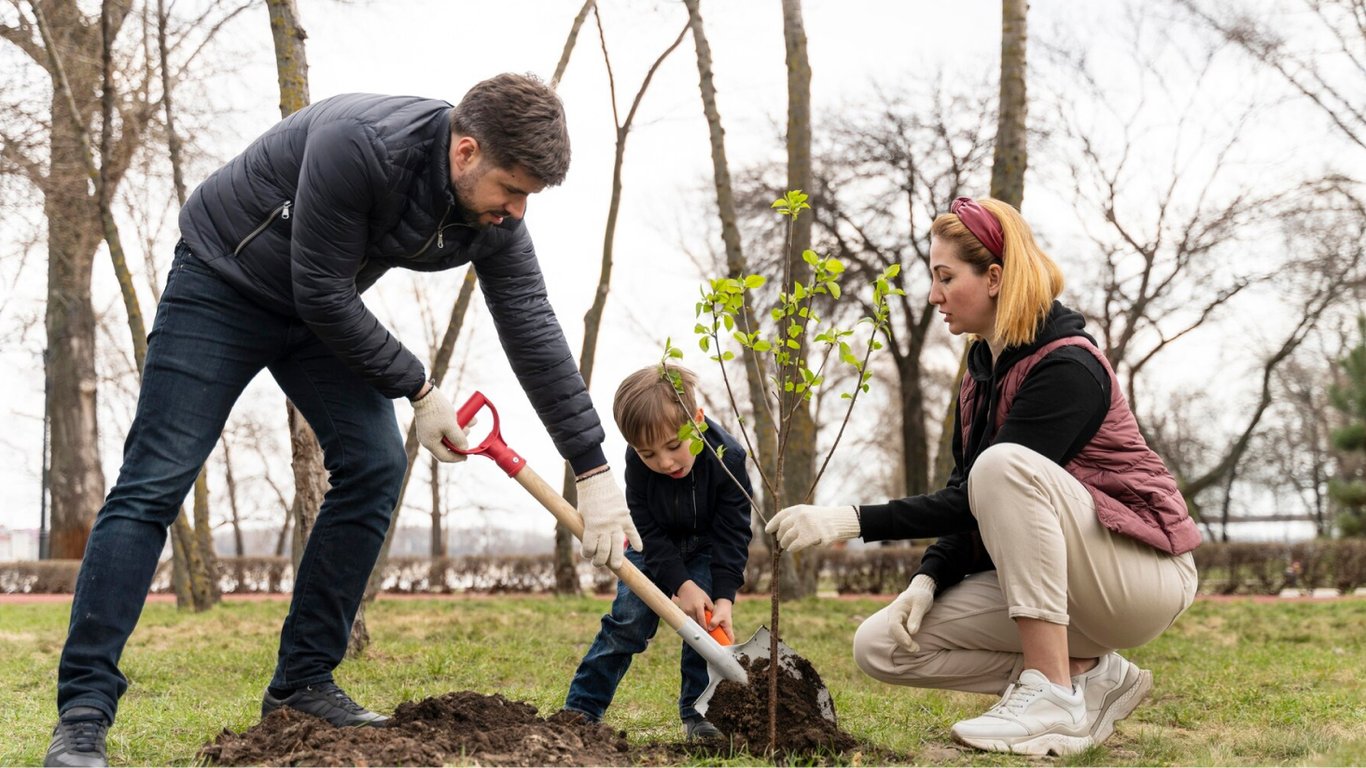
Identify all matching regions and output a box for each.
[613,364,698,448]
[931,198,1063,348]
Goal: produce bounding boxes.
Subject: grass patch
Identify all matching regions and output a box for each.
[3,595,1363,765]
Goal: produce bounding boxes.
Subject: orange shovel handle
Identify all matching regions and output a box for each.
[703,610,731,646]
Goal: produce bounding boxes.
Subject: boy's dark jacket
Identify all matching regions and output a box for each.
[623,418,754,602]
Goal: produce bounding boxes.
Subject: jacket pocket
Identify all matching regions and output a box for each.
[233,200,292,257]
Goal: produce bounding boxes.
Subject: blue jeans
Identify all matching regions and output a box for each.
[56,241,407,722]
[564,541,713,722]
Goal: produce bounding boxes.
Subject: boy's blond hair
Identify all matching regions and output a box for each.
[613,364,698,448]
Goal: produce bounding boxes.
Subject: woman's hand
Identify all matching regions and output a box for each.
[765,504,861,552]
[888,574,937,652]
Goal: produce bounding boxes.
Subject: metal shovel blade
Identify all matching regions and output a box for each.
[693,625,837,724]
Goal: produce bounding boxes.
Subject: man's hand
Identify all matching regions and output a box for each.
[673,580,714,628]
[764,504,861,552]
[410,384,467,463]
[887,574,936,652]
[708,598,735,644]
[575,470,643,568]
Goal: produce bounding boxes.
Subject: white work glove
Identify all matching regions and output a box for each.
[764,504,861,552]
[888,574,937,652]
[575,470,644,569]
[411,384,468,463]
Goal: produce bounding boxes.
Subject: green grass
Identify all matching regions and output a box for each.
[3,595,1363,765]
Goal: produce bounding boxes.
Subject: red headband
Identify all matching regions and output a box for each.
[950,197,1004,259]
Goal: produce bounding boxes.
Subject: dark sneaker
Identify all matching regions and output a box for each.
[44,707,109,767]
[684,717,725,742]
[261,682,389,727]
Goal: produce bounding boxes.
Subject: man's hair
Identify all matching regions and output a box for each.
[451,73,570,186]
[931,197,1063,348]
[613,364,699,448]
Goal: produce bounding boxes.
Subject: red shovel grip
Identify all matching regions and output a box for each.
[442,391,526,477]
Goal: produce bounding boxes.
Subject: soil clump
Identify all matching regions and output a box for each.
[705,654,859,756]
[200,691,633,766]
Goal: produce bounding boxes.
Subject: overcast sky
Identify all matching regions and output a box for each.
[0,0,1345,543]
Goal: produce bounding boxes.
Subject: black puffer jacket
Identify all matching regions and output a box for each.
[178,93,605,471]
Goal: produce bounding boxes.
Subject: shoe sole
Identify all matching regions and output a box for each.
[1092,666,1153,744]
[951,729,1093,756]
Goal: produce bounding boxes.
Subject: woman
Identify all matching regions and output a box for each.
[766,197,1199,756]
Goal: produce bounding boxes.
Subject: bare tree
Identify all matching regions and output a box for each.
[1176,0,1366,152]
[550,4,689,594]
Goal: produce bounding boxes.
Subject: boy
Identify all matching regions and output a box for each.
[562,364,754,741]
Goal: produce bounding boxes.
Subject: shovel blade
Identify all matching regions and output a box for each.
[693,625,837,724]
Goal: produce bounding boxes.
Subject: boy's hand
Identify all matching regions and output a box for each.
[673,580,714,628]
[708,598,735,644]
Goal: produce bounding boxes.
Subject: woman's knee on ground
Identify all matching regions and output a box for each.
[852,612,936,686]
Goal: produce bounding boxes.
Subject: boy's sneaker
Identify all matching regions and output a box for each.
[44,707,109,767]
[684,716,725,742]
[261,682,389,727]
[950,669,1093,756]
[1072,652,1153,744]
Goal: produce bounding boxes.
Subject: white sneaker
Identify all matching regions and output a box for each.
[951,669,1093,756]
[1072,652,1152,744]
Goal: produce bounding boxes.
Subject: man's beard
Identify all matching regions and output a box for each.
[452,166,494,227]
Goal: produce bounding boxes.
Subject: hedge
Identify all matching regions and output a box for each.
[3,540,1363,596]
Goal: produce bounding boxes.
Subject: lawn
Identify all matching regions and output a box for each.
[3,594,1363,766]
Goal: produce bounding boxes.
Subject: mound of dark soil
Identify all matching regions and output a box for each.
[200,691,633,766]
[706,654,859,756]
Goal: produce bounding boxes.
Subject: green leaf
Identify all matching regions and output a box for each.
[829,283,842,300]
[669,348,684,359]
[699,336,711,352]
[786,339,801,349]
[722,351,735,361]
[743,274,767,288]
[753,340,772,352]
[825,259,845,274]
[802,249,820,266]
[689,439,705,456]
[722,313,735,332]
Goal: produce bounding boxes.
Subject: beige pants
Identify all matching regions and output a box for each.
[853,443,1197,695]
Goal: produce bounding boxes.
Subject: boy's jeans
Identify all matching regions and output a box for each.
[56,241,407,722]
[565,540,714,722]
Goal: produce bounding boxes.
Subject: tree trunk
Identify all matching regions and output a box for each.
[991,0,1029,209]
[430,455,444,557]
[779,0,817,602]
[682,0,776,511]
[35,0,108,560]
[223,440,246,556]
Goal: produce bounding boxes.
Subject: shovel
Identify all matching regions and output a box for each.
[445,391,835,723]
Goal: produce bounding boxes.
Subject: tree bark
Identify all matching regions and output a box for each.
[991,0,1029,210]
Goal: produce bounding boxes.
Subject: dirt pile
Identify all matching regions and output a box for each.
[706,655,858,756]
[200,691,633,766]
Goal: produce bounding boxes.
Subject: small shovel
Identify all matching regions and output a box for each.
[444,391,835,723]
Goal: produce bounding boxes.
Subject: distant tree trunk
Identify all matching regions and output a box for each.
[152,0,219,610]
[682,0,777,511]
[991,0,1028,210]
[264,0,355,647]
[223,439,245,556]
[28,1,111,560]
[780,0,816,599]
[553,9,688,594]
[933,0,1028,489]
[430,455,445,557]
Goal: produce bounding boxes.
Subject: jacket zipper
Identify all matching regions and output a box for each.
[233,201,291,257]
[410,204,454,259]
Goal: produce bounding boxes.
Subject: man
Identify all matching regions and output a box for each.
[44,73,642,768]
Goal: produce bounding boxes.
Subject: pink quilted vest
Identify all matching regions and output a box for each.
[960,336,1201,555]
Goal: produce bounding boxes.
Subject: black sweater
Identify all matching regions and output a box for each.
[623,418,754,602]
[858,303,1112,590]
